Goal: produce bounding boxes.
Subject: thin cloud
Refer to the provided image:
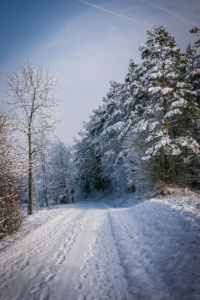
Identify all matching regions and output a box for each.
[183,0,198,20]
[141,0,195,25]
[78,0,150,26]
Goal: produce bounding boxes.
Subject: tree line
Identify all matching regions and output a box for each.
[74,26,200,198]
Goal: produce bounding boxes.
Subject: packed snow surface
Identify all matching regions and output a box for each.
[1,192,200,300]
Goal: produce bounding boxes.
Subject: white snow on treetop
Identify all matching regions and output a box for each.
[101,121,125,136]
[170,98,187,108]
[164,108,182,119]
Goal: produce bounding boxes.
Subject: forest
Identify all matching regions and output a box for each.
[74,26,200,197]
[0,25,200,238]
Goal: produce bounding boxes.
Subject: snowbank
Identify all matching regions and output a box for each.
[107,189,200,299]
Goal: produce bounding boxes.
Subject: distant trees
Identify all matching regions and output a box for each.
[74,26,200,197]
[74,124,105,196]
[0,112,26,238]
[0,112,75,239]
[34,137,76,207]
[46,139,75,205]
[3,61,60,214]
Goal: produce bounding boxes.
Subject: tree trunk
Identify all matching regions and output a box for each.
[43,176,49,208]
[164,154,170,182]
[164,117,170,182]
[41,153,49,208]
[28,131,34,215]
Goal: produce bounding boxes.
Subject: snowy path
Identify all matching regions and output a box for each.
[0,202,132,300]
[1,198,200,300]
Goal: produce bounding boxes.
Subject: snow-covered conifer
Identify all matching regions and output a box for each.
[185,27,200,187]
[99,81,128,192]
[187,27,200,107]
[130,26,199,183]
[74,113,106,197]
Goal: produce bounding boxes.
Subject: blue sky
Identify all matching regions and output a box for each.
[0,0,199,143]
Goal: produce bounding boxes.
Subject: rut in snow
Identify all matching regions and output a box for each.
[1,199,200,300]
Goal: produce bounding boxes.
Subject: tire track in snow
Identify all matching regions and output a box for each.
[108,205,174,300]
[0,205,92,300]
[29,207,96,300]
[74,203,134,300]
[49,202,108,300]
[0,202,148,300]
[29,210,86,297]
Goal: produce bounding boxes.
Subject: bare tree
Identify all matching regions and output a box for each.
[0,111,26,238]
[3,61,60,214]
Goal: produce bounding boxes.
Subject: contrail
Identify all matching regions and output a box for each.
[183,0,198,20]
[141,0,194,25]
[78,0,150,26]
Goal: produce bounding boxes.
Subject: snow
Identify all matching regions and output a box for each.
[171,98,187,108]
[174,137,200,154]
[148,121,160,132]
[148,86,162,94]
[101,121,125,136]
[132,119,148,133]
[112,110,123,118]
[164,108,182,119]
[124,97,134,107]
[161,87,173,95]
[1,192,200,300]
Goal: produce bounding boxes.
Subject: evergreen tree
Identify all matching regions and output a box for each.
[74,116,106,197]
[187,27,200,107]
[100,81,127,192]
[124,26,199,184]
[185,27,200,187]
[119,59,155,192]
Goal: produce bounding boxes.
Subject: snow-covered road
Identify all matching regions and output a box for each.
[1,197,200,300]
[0,202,132,300]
